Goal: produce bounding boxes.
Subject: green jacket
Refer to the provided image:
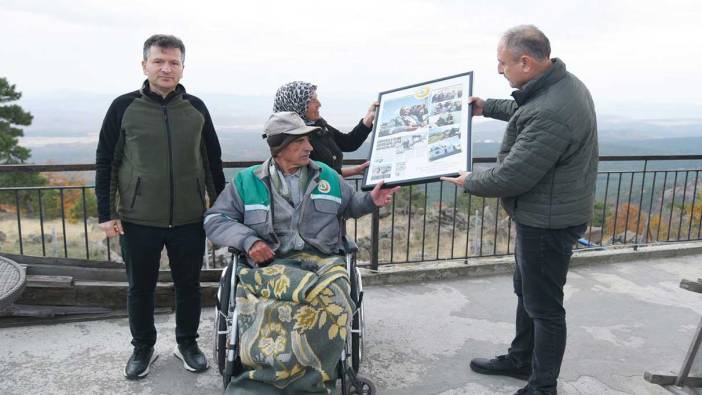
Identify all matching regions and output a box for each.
[95,81,225,227]
[204,159,376,259]
[233,161,342,211]
[465,59,598,228]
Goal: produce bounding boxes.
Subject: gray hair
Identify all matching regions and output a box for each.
[501,25,550,60]
[143,34,186,63]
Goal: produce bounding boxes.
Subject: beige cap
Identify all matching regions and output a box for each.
[263,112,319,138]
[264,112,320,156]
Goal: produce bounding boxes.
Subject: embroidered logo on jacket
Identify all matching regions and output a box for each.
[318,180,331,193]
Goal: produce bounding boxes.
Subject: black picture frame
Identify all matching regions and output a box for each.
[361,71,473,191]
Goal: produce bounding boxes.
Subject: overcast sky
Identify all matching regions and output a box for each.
[1,0,701,120]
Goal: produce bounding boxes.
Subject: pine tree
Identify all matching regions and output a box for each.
[0,77,33,164]
[0,77,50,214]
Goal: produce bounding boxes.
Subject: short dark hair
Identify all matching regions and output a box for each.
[501,25,550,60]
[143,34,185,62]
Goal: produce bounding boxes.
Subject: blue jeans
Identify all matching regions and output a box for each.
[508,222,586,394]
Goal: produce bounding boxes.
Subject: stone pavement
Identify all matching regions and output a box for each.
[1,253,700,394]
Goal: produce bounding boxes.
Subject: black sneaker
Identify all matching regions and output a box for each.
[174,342,209,372]
[514,385,554,395]
[469,354,531,380]
[514,386,530,395]
[124,346,158,380]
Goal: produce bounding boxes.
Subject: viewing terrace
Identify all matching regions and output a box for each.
[1,155,701,394]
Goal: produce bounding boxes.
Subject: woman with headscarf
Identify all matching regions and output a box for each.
[273,81,377,177]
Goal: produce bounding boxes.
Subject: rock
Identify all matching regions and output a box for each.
[25,233,54,244]
[424,207,469,229]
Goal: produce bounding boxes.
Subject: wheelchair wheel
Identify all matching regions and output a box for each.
[347,374,376,395]
[350,266,364,373]
[214,307,227,375]
[220,313,239,389]
[214,263,232,375]
[222,352,234,389]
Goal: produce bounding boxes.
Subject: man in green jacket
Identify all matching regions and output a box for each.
[443,25,598,395]
[95,34,225,380]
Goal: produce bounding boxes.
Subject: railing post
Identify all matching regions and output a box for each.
[60,189,68,258]
[82,187,89,259]
[38,189,46,256]
[14,190,23,255]
[370,208,380,271]
[634,160,648,245]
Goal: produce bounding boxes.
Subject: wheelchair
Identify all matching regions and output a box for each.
[213,245,376,394]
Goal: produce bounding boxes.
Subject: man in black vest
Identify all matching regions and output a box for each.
[443,25,598,394]
[95,34,225,380]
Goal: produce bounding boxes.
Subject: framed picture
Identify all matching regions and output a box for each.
[361,71,473,191]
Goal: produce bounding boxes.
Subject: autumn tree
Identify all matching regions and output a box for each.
[605,203,646,242]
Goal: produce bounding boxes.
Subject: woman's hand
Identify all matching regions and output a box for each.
[362,101,380,128]
[341,161,370,178]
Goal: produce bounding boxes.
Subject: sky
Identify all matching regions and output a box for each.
[1,0,702,122]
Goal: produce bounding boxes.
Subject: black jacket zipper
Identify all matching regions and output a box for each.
[162,105,175,227]
[196,177,205,208]
[130,176,142,209]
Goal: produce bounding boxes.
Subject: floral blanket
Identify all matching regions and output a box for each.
[226,251,354,395]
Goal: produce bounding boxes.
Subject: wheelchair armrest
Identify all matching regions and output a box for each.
[227,246,256,269]
[342,236,358,254]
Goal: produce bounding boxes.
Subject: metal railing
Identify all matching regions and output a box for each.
[1,155,702,269]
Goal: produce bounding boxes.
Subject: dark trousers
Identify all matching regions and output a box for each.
[508,222,586,393]
[120,221,205,348]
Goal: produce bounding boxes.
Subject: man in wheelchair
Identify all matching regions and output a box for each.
[204,111,398,394]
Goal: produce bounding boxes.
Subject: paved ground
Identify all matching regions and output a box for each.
[1,254,700,394]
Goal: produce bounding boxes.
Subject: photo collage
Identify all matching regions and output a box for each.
[427,85,463,161]
[371,84,464,181]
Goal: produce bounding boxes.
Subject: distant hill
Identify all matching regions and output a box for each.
[14,91,702,164]
[22,124,702,165]
[600,136,702,156]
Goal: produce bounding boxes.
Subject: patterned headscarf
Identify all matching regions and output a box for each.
[273,81,317,122]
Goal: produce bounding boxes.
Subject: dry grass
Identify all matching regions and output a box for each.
[0,201,517,267]
[0,212,112,260]
[345,205,515,264]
